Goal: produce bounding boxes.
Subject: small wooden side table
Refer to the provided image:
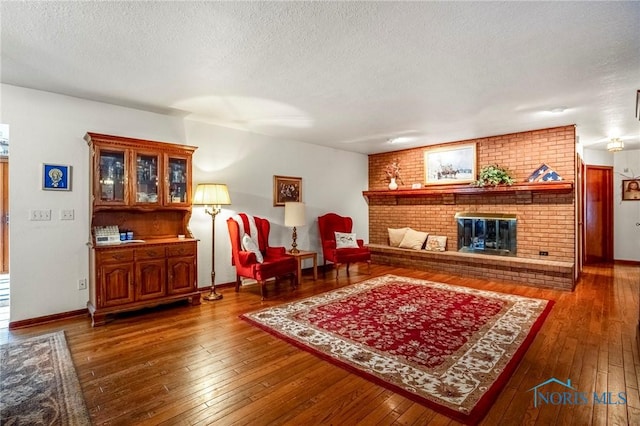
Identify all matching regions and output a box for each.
[287,250,318,282]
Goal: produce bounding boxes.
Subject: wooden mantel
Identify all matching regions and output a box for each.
[363,181,573,203]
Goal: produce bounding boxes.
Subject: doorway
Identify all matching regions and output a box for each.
[585,165,614,263]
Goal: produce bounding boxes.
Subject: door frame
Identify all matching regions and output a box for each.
[584,165,614,263]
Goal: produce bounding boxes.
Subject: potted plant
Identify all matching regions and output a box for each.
[472,164,515,187]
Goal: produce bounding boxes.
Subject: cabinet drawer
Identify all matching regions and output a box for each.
[97,249,134,264]
[135,247,165,260]
[166,243,196,257]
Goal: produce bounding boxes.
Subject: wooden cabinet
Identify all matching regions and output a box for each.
[85,133,201,326]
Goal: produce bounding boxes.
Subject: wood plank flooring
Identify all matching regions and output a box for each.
[2,263,639,425]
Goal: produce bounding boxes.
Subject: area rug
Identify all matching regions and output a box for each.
[241,274,554,425]
[0,331,91,425]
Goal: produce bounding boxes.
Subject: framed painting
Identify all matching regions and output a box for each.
[273,175,302,206]
[42,163,72,191]
[424,143,477,185]
[622,179,640,201]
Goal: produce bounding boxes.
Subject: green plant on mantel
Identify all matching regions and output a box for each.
[472,164,515,187]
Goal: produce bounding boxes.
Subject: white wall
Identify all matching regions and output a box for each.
[185,119,369,287]
[613,149,640,261]
[1,84,368,323]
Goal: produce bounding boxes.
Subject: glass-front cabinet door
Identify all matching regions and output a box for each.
[166,155,191,205]
[96,148,128,206]
[134,152,161,205]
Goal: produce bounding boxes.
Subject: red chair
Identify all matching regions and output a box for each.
[227,214,298,299]
[318,213,371,280]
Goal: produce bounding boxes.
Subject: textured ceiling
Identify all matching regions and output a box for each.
[1,2,639,154]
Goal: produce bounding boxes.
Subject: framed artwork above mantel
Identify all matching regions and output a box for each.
[424,143,477,185]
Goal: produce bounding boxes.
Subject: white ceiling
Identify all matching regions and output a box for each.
[2,2,639,154]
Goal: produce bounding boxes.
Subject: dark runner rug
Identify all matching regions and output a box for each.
[241,274,554,425]
[1,331,91,425]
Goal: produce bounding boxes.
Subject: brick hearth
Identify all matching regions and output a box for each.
[366,125,576,290]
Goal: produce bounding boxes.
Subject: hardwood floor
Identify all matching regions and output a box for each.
[2,263,639,425]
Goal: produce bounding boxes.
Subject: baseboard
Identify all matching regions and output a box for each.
[615,259,640,266]
[9,309,88,330]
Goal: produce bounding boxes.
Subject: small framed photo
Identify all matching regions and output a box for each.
[622,179,640,201]
[424,143,477,185]
[43,164,72,191]
[273,175,302,206]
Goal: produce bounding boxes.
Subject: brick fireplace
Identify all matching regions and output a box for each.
[365,125,576,290]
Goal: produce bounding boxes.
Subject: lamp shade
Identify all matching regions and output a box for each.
[606,138,624,152]
[193,183,231,206]
[284,202,305,227]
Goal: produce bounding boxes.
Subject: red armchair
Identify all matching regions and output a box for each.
[227,214,298,299]
[318,213,371,280]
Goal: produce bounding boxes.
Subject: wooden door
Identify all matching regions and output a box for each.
[0,158,7,273]
[585,165,613,263]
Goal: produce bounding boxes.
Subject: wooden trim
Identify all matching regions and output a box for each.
[8,309,88,330]
[363,181,573,199]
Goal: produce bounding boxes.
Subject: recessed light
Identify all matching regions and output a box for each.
[549,107,567,114]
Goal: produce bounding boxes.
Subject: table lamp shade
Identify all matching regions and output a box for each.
[193,183,231,206]
[284,202,305,227]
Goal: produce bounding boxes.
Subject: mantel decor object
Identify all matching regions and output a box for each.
[424,143,477,185]
[472,164,515,187]
[384,160,403,190]
[193,183,232,301]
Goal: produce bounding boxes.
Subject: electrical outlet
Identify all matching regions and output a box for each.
[29,209,51,221]
[78,278,87,290]
[539,251,549,256]
[60,209,74,220]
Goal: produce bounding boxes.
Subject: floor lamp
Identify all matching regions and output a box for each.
[193,183,231,301]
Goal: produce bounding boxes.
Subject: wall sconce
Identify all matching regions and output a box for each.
[284,202,305,254]
[606,138,624,152]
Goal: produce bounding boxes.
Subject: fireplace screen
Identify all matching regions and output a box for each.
[455,212,517,256]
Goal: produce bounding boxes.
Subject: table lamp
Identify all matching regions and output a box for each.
[284,202,305,254]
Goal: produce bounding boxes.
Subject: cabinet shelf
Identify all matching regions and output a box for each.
[363,181,573,200]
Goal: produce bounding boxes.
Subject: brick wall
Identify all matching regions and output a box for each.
[368,125,576,263]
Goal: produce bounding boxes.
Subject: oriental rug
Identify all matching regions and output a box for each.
[241,274,553,425]
[0,331,91,425]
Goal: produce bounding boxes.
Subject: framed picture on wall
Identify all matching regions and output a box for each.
[424,143,477,185]
[42,163,72,191]
[273,175,302,206]
[622,179,640,201]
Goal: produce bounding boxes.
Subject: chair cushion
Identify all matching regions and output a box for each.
[242,233,263,263]
[335,232,359,248]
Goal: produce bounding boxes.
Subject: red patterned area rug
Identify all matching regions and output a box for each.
[241,274,554,425]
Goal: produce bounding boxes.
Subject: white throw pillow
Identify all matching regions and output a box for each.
[398,228,429,250]
[425,235,447,252]
[335,232,359,249]
[242,233,264,263]
[388,227,410,247]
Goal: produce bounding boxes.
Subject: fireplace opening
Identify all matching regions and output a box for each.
[455,212,517,256]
